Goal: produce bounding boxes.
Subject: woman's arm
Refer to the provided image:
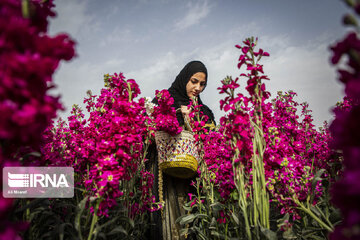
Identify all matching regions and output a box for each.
[180,105,192,131]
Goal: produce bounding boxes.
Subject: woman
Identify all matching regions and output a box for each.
[166,60,215,128]
[148,61,215,240]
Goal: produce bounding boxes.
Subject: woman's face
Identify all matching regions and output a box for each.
[186,72,206,98]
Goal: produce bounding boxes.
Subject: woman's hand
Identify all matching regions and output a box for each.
[180,105,191,116]
[181,105,192,130]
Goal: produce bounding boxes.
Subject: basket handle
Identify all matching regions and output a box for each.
[176,107,193,132]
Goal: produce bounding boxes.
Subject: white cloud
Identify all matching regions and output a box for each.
[49,0,99,39]
[99,27,132,47]
[123,40,239,124]
[103,5,120,21]
[196,42,240,122]
[48,1,343,127]
[52,56,127,120]
[179,29,344,127]
[228,21,263,39]
[53,34,343,127]
[126,52,183,98]
[174,0,211,31]
[156,35,342,127]
[99,25,152,48]
[260,36,343,126]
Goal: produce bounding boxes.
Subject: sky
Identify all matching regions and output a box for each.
[49,0,350,127]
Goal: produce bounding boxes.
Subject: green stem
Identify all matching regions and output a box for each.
[87,201,100,240]
[225,222,229,240]
[241,205,252,240]
[21,0,30,18]
[237,165,252,240]
[126,81,133,102]
[211,182,214,204]
[26,200,30,221]
[251,82,270,231]
[316,205,334,229]
[294,198,333,232]
[310,156,315,175]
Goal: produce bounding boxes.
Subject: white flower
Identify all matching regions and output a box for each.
[144,97,155,115]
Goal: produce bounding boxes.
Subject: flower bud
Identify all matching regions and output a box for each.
[343,14,358,27]
[344,0,356,7]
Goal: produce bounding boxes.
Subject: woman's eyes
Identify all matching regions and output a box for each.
[191,79,206,86]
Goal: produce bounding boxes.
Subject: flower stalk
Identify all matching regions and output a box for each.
[87,200,100,240]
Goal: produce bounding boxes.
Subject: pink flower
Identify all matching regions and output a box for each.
[151,89,182,135]
[41,73,156,217]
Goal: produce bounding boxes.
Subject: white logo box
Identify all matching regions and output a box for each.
[3,167,74,198]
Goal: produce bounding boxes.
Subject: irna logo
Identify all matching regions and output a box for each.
[3,167,74,198]
[8,172,69,188]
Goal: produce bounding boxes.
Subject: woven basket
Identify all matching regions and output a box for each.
[155,130,198,179]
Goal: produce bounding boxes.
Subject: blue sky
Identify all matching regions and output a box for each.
[49,0,349,126]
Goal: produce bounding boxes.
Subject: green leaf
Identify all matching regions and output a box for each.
[230,190,239,201]
[309,205,322,218]
[209,217,217,230]
[302,232,325,240]
[127,217,135,229]
[282,228,296,239]
[75,196,88,239]
[210,202,224,211]
[194,214,211,223]
[59,223,73,240]
[107,225,128,236]
[15,198,49,213]
[93,216,122,239]
[19,151,42,163]
[177,214,196,225]
[182,205,193,211]
[211,230,227,239]
[277,213,290,229]
[40,232,52,239]
[329,208,342,225]
[96,216,121,232]
[301,228,323,239]
[97,232,107,240]
[231,212,240,225]
[193,226,209,240]
[116,215,135,229]
[179,228,189,237]
[260,225,277,240]
[310,169,326,203]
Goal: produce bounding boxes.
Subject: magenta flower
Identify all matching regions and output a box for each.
[215,40,340,222]
[0,0,75,236]
[151,89,183,136]
[41,73,157,217]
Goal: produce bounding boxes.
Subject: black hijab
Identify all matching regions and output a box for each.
[154,61,215,126]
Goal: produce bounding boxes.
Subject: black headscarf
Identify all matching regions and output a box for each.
[153,61,215,126]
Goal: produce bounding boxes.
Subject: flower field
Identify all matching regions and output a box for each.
[1,0,360,239]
